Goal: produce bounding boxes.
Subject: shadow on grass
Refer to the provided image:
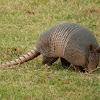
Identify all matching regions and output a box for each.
[42,62,100,75]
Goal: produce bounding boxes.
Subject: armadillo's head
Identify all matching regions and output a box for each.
[87,44,100,73]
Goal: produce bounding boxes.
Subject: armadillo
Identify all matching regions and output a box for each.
[1,22,100,72]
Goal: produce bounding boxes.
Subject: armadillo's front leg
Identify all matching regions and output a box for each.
[42,56,59,66]
[60,58,71,68]
[74,66,85,72]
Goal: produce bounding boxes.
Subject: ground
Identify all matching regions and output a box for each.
[0,0,100,100]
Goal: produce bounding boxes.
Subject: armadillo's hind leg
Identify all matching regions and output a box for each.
[42,56,59,66]
[60,58,71,68]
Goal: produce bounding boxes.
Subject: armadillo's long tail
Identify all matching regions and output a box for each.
[1,47,40,67]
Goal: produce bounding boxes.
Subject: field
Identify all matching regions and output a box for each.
[0,0,100,100]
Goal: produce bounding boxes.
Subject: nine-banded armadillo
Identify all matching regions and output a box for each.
[1,22,100,72]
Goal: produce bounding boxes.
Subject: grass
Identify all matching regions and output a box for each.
[0,0,100,100]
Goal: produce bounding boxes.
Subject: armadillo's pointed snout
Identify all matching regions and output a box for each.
[1,47,40,67]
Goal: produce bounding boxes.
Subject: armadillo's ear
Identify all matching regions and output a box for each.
[96,48,100,53]
[89,44,94,53]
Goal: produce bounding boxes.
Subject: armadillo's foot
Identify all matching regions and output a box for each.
[42,56,59,66]
[74,66,85,73]
[60,58,71,68]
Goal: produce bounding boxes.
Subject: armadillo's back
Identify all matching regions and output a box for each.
[36,23,99,60]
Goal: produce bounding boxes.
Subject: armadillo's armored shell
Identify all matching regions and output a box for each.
[36,23,77,57]
[36,22,99,66]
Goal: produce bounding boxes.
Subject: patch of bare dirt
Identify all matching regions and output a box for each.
[85,8,100,13]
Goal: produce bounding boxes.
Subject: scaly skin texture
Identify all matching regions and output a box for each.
[1,22,100,72]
